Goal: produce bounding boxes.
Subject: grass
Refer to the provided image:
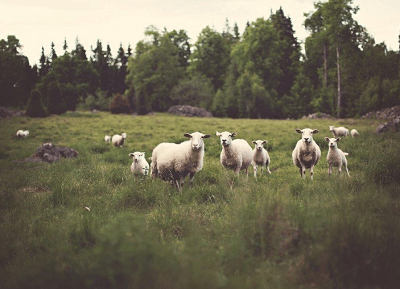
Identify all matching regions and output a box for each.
[0,111,399,289]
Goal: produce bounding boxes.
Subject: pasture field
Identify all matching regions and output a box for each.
[1,112,400,289]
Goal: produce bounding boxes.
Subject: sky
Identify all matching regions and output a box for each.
[1,0,399,66]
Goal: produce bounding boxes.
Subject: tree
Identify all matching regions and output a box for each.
[26,89,48,117]
[188,26,231,92]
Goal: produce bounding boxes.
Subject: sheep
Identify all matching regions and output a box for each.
[216,131,253,177]
[150,132,211,191]
[351,129,359,138]
[252,140,271,178]
[112,133,127,147]
[324,137,350,177]
[104,135,111,142]
[292,128,321,180]
[129,152,150,176]
[16,130,29,138]
[329,126,349,138]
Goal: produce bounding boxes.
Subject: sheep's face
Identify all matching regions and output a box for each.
[296,128,318,144]
[216,131,236,147]
[184,132,210,150]
[121,133,127,139]
[129,152,145,162]
[325,137,340,148]
[252,140,267,151]
[329,126,335,131]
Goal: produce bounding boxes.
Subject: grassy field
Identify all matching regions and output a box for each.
[1,111,399,289]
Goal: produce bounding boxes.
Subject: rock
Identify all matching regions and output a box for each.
[168,105,213,118]
[375,116,400,134]
[302,112,332,119]
[0,106,25,119]
[15,143,79,163]
[362,105,400,121]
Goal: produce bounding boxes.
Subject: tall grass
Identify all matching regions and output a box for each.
[0,112,399,289]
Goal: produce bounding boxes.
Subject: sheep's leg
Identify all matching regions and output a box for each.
[266,165,271,174]
[189,172,196,183]
[253,165,258,178]
[301,164,306,179]
[328,163,332,176]
[310,165,315,180]
[338,163,342,175]
[344,164,350,177]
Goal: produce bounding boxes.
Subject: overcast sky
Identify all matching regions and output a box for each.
[1,0,399,65]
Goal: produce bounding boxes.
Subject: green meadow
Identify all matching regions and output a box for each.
[1,112,399,289]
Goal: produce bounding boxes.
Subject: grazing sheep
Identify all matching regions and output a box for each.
[324,137,350,177]
[292,128,321,180]
[104,135,111,142]
[329,126,349,138]
[151,132,211,191]
[252,140,271,178]
[129,152,150,176]
[351,129,359,138]
[16,130,29,138]
[216,131,253,177]
[112,133,127,147]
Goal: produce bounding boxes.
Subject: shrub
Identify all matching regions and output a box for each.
[46,82,67,115]
[109,93,130,114]
[26,89,48,117]
[77,90,111,111]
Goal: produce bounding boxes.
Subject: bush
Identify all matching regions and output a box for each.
[77,90,111,111]
[26,89,48,117]
[47,82,67,115]
[109,93,130,114]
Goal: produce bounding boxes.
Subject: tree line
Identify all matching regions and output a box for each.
[1,0,399,119]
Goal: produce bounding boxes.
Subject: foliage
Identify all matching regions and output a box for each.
[109,93,130,114]
[25,88,48,117]
[77,89,112,112]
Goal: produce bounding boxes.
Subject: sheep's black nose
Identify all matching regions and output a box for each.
[304,138,309,142]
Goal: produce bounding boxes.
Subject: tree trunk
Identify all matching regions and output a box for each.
[336,44,341,118]
[323,44,328,87]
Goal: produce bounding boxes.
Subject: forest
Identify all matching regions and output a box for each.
[1,0,399,119]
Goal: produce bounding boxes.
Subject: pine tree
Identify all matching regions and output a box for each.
[50,42,58,61]
[26,88,48,117]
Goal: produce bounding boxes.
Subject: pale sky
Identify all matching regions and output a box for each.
[1,0,399,66]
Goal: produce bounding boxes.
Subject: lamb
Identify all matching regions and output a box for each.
[216,131,253,177]
[16,130,29,138]
[329,126,349,138]
[112,133,127,147]
[252,140,271,178]
[350,129,359,138]
[129,152,150,176]
[324,137,350,177]
[292,128,321,180]
[104,135,111,142]
[150,132,211,190]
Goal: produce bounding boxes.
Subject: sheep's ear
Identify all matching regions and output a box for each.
[295,129,302,133]
[184,133,192,138]
[202,134,211,139]
[336,138,341,142]
[216,131,220,136]
[263,140,267,144]
[129,153,134,157]
[252,141,256,144]
[324,137,330,142]
[142,152,146,156]
[231,132,237,137]
[312,129,319,134]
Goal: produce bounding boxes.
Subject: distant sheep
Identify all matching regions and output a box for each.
[324,137,350,177]
[351,129,359,138]
[329,126,349,138]
[252,140,271,178]
[129,152,150,176]
[292,128,321,180]
[151,132,211,190]
[104,135,111,142]
[16,130,29,138]
[112,133,127,147]
[216,131,253,177]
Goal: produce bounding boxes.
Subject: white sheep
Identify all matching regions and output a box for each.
[112,133,127,147]
[329,126,349,138]
[104,135,111,142]
[350,129,359,138]
[16,130,29,138]
[150,132,211,190]
[216,131,253,177]
[292,128,321,180]
[252,140,271,178]
[129,152,150,176]
[324,137,350,177]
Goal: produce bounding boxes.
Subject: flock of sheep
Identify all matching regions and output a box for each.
[101,125,359,191]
